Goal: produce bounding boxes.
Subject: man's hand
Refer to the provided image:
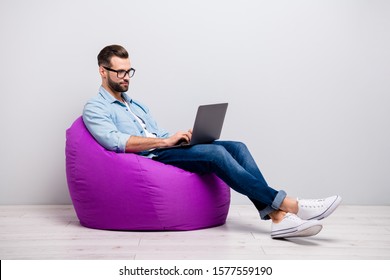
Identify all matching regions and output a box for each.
[125,129,192,153]
[163,129,192,147]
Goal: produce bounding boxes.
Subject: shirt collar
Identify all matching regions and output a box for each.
[98,86,133,105]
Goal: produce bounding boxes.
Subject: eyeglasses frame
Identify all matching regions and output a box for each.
[103,66,136,78]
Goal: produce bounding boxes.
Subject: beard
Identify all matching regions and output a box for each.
[107,75,129,93]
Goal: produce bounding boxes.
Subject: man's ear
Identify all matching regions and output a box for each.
[99,66,106,77]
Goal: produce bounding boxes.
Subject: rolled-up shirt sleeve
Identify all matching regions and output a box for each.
[83,100,131,153]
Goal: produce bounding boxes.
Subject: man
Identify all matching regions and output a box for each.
[83,44,342,238]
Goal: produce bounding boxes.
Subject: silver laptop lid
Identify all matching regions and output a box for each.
[190,103,228,145]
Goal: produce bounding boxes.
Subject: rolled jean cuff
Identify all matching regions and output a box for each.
[259,190,287,220]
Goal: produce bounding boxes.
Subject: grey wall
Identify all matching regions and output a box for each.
[0,0,389,205]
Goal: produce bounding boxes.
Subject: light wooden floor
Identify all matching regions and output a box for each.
[1,205,389,260]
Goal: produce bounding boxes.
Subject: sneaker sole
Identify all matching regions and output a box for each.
[271,224,323,239]
[309,195,342,220]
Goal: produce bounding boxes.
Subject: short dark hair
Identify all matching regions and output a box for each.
[97,45,129,67]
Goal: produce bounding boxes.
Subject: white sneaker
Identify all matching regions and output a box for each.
[271,213,323,239]
[297,195,342,220]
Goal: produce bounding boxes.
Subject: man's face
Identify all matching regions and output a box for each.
[104,56,131,93]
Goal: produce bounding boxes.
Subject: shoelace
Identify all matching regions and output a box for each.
[284,213,300,221]
[298,198,325,209]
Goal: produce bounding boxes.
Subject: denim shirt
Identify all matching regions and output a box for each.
[83,86,169,153]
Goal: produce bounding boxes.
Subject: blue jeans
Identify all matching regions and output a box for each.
[152,141,286,220]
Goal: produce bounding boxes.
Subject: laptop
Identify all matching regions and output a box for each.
[159,103,228,149]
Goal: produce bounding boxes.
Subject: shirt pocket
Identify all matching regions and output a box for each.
[116,120,143,137]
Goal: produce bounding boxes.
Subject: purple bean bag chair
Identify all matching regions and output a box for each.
[65,117,230,230]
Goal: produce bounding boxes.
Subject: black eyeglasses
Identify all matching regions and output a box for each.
[103,66,136,78]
